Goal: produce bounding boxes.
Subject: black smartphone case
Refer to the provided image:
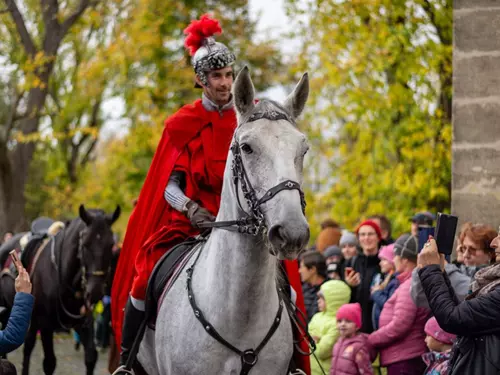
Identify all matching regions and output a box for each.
[435,213,458,256]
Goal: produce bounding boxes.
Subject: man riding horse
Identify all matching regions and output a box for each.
[111,14,310,374]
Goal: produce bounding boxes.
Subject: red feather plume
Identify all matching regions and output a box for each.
[183,14,223,56]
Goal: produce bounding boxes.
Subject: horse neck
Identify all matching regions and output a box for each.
[199,177,279,322]
[59,220,84,286]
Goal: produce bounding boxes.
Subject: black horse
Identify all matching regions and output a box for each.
[0,205,120,375]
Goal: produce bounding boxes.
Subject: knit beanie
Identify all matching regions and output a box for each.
[356,220,382,240]
[394,234,418,262]
[339,231,358,247]
[316,226,342,253]
[336,303,362,329]
[324,245,342,259]
[425,317,456,345]
[378,244,395,265]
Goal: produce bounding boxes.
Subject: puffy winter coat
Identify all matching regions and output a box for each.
[419,264,500,374]
[411,263,471,309]
[309,280,351,375]
[368,270,429,366]
[0,292,34,354]
[330,333,376,375]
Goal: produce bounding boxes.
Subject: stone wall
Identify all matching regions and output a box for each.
[452,0,500,230]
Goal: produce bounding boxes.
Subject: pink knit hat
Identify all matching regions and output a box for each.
[424,317,456,345]
[336,303,362,329]
[378,244,395,265]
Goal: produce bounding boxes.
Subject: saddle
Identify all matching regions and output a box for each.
[144,236,205,327]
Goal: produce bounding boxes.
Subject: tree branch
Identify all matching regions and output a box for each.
[5,91,24,140]
[80,137,98,167]
[41,0,60,33]
[61,0,97,35]
[3,0,37,56]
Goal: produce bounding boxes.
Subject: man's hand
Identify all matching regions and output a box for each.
[185,200,215,228]
[15,266,32,294]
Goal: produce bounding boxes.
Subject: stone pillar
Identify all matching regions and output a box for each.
[453,0,500,230]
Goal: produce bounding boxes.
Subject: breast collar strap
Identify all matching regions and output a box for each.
[186,249,284,375]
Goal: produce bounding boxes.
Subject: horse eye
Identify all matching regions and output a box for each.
[241,143,253,154]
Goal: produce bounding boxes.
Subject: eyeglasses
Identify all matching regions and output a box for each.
[358,232,377,237]
[462,246,484,255]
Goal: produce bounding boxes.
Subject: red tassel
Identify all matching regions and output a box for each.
[183,14,223,56]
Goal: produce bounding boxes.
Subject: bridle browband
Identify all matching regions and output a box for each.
[189,110,308,375]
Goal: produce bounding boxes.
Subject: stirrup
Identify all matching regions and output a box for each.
[289,370,306,375]
[111,365,135,375]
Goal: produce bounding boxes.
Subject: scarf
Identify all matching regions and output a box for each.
[467,262,500,299]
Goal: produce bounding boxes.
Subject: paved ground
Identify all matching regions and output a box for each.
[8,334,110,374]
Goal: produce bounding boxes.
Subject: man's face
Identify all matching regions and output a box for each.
[198,66,234,106]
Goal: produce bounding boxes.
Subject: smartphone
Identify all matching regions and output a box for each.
[418,226,435,253]
[345,267,354,278]
[9,250,20,269]
[435,213,458,256]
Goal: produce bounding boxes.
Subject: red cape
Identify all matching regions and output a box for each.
[111,100,230,346]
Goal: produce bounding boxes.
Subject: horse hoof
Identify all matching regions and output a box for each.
[111,365,134,375]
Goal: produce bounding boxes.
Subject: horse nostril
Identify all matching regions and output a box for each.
[268,225,286,249]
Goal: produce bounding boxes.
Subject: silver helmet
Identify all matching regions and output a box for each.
[184,14,236,87]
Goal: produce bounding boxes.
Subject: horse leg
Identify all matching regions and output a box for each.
[40,329,56,375]
[80,320,98,375]
[22,324,38,375]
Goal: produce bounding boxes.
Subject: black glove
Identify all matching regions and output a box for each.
[185,200,215,228]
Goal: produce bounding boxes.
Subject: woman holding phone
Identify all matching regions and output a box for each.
[418,234,500,374]
[0,251,34,355]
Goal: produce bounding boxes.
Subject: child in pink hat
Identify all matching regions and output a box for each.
[370,244,398,329]
[422,317,456,374]
[330,303,376,375]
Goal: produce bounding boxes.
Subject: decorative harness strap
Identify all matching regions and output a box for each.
[186,248,284,375]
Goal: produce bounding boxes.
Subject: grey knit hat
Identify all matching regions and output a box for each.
[394,234,419,261]
[324,245,342,259]
[340,231,358,247]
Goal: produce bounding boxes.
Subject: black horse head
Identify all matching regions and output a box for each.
[78,204,121,305]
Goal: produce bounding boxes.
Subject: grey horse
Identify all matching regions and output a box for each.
[138,67,310,375]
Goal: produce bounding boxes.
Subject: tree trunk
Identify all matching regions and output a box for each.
[0,0,96,233]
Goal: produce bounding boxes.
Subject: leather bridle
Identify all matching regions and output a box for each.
[197,110,306,236]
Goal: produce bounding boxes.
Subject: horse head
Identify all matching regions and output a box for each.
[79,204,121,305]
[232,66,310,259]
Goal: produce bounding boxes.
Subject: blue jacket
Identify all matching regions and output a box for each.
[0,292,34,354]
[371,273,399,330]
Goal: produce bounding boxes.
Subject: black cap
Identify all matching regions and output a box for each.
[411,212,435,226]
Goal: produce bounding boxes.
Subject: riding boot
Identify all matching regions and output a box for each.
[119,297,145,367]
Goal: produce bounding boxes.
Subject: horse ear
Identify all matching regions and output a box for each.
[106,205,121,226]
[233,66,255,119]
[283,72,309,120]
[79,204,92,226]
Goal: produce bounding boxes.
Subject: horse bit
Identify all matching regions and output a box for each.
[191,110,307,375]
